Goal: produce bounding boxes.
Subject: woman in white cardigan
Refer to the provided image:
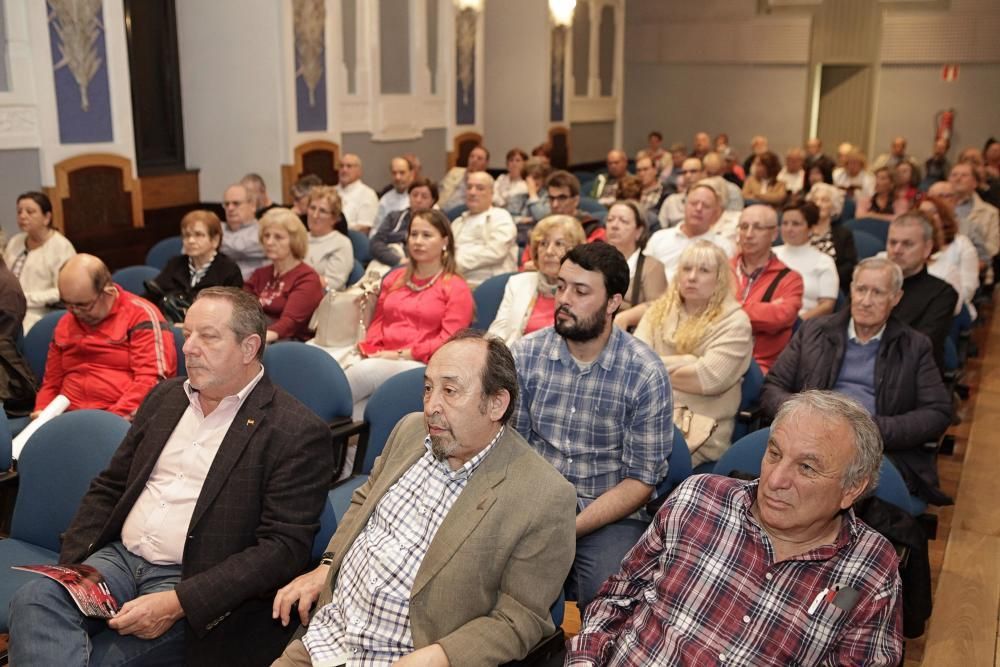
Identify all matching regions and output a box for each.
[487,215,585,346]
[921,195,979,319]
[4,191,76,332]
[634,240,753,467]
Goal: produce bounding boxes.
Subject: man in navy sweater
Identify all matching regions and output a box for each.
[761,257,952,506]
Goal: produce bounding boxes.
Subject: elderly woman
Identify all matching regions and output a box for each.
[304,185,354,291]
[145,210,243,322]
[774,202,838,320]
[741,150,788,206]
[289,174,323,225]
[344,208,473,418]
[921,195,979,318]
[244,208,324,342]
[833,150,875,199]
[805,182,858,292]
[634,240,752,467]
[488,215,585,345]
[604,200,667,331]
[4,191,77,331]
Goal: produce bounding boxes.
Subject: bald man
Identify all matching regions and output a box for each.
[336,153,379,234]
[594,149,630,206]
[33,254,176,420]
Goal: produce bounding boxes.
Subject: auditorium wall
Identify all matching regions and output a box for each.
[0,149,42,240]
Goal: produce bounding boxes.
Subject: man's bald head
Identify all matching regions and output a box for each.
[59,254,117,326]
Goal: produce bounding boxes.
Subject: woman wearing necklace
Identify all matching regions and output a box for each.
[805,182,858,293]
[488,215,585,345]
[244,208,324,342]
[4,191,77,332]
[346,208,473,418]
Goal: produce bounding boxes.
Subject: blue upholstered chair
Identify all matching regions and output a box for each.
[851,229,884,260]
[348,229,371,265]
[22,309,65,384]
[171,327,186,376]
[111,265,160,296]
[347,259,365,286]
[145,236,183,270]
[471,272,514,330]
[0,410,130,631]
[845,217,890,247]
[444,204,467,222]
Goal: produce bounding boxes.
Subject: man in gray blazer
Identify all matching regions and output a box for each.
[272,330,577,667]
[8,287,333,666]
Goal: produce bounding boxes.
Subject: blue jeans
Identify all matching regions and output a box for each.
[8,542,185,666]
[566,518,649,611]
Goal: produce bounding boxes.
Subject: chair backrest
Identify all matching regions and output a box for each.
[655,425,693,498]
[111,265,160,295]
[347,229,371,265]
[731,359,765,443]
[548,126,570,169]
[875,457,916,515]
[263,342,353,421]
[145,236,183,270]
[311,490,339,562]
[444,203,467,222]
[360,367,426,474]
[11,410,130,550]
[578,196,605,214]
[22,309,66,384]
[851,229,884,260]
[840,198,857,222]
[172,327,186,376]
[347,259,365,286]
[713,426,770,478]
[846,218,890,246]
[471,272,514,330]
[281,140,341,203]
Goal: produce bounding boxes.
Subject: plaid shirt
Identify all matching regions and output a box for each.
[510,327,673,500]
[567,475,903,666]
[302,431,501,665]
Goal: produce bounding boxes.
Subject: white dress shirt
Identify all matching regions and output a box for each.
[644,226,736,279]
[121,366,265,564]
[338,180,380,232]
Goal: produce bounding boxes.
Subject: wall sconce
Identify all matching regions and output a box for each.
[549,0,576,27]
[454,0,482,107]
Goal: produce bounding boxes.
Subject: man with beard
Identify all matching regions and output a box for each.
[272,330,576,666]
[510,242,673,611]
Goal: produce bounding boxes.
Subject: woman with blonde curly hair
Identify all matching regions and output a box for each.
[634,240,753,466]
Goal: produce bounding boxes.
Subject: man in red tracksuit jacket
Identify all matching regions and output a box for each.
[33,254,177,420]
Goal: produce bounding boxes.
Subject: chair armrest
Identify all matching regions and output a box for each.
[329,419,368,483]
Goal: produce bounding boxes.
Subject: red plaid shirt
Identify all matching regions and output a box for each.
[567,475,902,666]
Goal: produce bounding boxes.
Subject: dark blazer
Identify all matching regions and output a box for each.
[761,309,952,503]
[145,252,244,317]
[60,374,333,666]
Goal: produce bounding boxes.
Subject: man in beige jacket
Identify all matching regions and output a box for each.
[271,330,577,666]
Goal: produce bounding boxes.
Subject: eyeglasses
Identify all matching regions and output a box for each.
[64,286,108,312]
[308,204,335,217]
[548,194,573,202]
[736,223,778,233]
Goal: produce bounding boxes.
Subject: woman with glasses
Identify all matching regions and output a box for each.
[144,210,244,323]
[4,191,77,331]
[304,186,354,292]
[489,215,585,345]
[634,240,752,467]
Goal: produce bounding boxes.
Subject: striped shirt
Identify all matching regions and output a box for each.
[510,326,673,502]
[567,475,903,666]
[303,430,502,665]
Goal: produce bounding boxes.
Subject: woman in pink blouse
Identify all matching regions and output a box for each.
[347,208,473,418]
[244,208,324,342]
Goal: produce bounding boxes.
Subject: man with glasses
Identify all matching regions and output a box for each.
[656,157,705,229]
[731,204,803,373]
[762,257,952,506]
[220,183,267,280]
[540,170,606,244]
[32,254,177,420]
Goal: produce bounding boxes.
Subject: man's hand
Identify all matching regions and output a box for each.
[393,644,450,667]
[272,565,330,627]
[29,410,40,420]
[108,590,184,639]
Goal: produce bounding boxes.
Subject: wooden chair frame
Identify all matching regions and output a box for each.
[281,140,341,204]
[45,153,144,233]
[447,131,484,170]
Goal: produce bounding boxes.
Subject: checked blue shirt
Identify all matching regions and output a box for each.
[510,326,673,502]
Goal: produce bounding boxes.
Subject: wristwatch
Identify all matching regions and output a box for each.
[320,551,335,566]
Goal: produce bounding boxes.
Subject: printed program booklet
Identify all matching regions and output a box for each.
[12,563,118,618]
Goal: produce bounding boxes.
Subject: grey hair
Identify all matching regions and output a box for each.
[806,183,844,218]
[772,390,883,496]
[852,257,903,295]
[468,170,495,189]
[891,210,936,242]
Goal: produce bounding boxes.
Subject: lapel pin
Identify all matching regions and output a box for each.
[246,418,255,426]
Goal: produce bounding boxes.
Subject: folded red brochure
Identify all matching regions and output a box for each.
[12,564,119,618]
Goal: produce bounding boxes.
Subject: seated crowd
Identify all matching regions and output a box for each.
[0,127,997,665]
